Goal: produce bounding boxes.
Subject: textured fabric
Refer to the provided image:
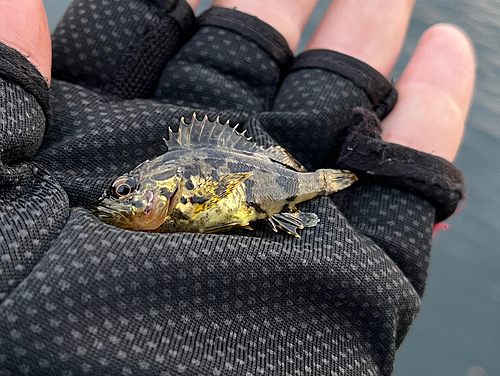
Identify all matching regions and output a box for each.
[51,0,196,99]
[0,1,458,375]
[290,50,396,112]
[0,79,46,185]
[0,44,50,121]
[198,7,294,71]
[334,108,464,222]
[258,49,397,170]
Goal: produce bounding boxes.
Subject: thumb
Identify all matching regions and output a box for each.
[0,0,52,84]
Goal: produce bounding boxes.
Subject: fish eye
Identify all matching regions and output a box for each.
[115,184,131,197]
[112,177,137,198]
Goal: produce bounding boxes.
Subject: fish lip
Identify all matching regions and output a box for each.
[90,198,132,226]
[91,191,168,231]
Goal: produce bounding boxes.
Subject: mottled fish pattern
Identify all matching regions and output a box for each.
[91,114,357,237]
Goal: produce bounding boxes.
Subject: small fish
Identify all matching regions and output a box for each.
[91,114,357,237]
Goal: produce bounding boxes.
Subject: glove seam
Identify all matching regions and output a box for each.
[198,7,294,72]
[334,109,464,222]
[340,137,463,185]
[163,0,198,41]
[291,49,396,115]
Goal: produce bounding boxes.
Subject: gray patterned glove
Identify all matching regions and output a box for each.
[0,1,463,375]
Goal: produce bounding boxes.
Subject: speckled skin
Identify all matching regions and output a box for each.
[92,145,356,234]
[92,115,357,234]
[156,148,316,232]
[119,147,355,233]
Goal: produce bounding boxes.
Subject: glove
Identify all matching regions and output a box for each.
[0,1,463,375]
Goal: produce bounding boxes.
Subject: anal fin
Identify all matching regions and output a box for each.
[267,212,319,238]
[201,222,252,234]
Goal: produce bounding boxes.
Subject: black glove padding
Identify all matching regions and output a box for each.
[0,1,463,376]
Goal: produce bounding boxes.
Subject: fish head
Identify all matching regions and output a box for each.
[91,167,184,231]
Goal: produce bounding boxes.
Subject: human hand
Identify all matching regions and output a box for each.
[214,0,475,163]
[0,1,474,376]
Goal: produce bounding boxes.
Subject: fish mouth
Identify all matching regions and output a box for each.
[90,199,134,228]
[91,190,173,231]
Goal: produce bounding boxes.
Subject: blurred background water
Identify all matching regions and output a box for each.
[42,0,500,375]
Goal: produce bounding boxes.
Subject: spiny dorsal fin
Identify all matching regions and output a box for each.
[164,113,304,172]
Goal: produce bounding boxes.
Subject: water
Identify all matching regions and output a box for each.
[42,1,500,375]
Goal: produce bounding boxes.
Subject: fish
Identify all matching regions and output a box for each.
[91,114,358,237]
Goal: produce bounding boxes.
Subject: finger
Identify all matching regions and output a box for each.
[0,0,51,83]
[212,0,320,51]
[51,0,197,99]
[381,24,476,162]
[306,0,416,78]
[154,6,294,116]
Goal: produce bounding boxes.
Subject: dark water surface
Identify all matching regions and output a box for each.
[42,1,500,375]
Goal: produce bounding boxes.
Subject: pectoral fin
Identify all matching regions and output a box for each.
[190,173,252,214]
[267,212,319,238]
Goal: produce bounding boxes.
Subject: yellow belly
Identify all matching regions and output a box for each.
[158,185,260,233]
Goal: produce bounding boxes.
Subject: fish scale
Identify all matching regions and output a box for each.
[91,114,358,237]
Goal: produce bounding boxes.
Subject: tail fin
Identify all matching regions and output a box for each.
[319,169,358,195]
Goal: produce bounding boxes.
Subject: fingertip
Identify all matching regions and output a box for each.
[305,0,416,77]
[212,0,319,51]
[381,23,476,162]
[424,23,475,62]
[400,23,476,117]
[0,0,52,84]
[186,0,203,12]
